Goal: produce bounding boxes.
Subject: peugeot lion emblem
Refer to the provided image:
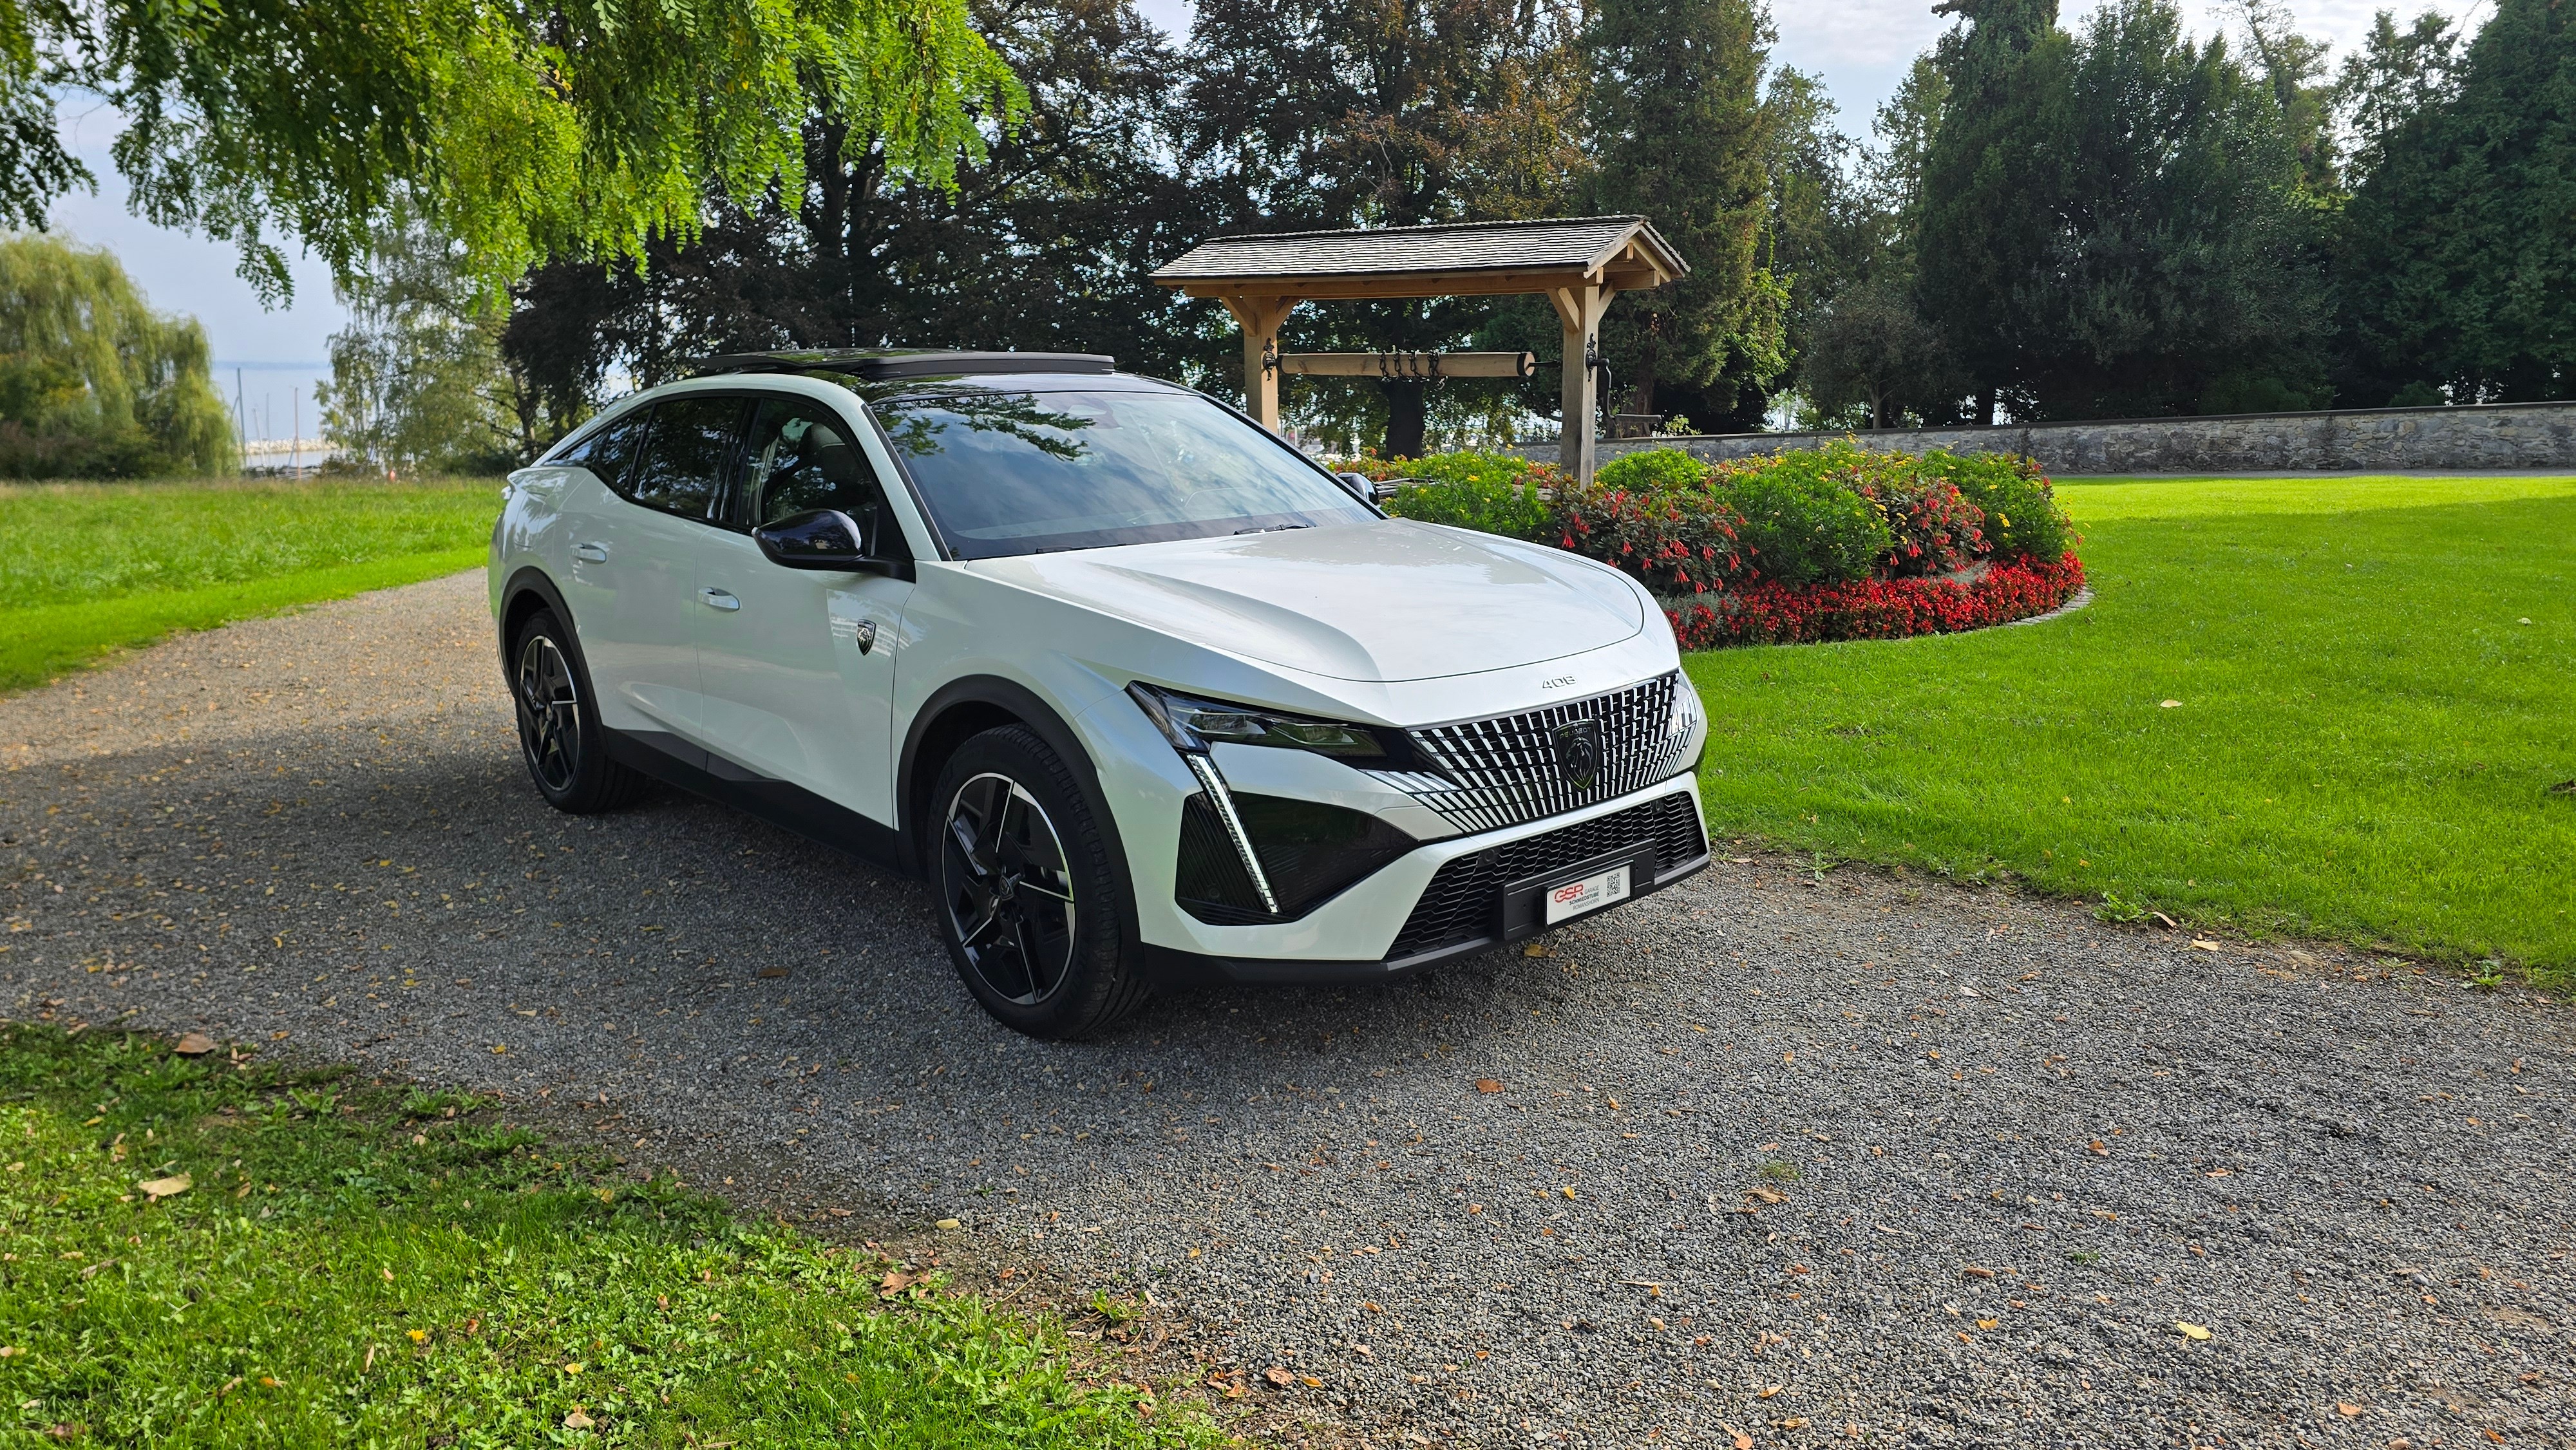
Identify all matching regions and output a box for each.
[1553,719,1604,788]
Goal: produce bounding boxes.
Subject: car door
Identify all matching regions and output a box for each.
[558,393,748,747]
[693,392,916,825]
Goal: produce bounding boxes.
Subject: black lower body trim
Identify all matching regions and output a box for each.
[1139,810,1708,988]
[605,728,909,874]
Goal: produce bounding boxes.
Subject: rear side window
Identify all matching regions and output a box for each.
[549,410,647,489]
[625,396,748,521]
[739,396,908,558]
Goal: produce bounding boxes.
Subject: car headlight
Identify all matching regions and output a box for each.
[1127,683,1389,760]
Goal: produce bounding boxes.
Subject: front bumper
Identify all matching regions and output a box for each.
[1137,776,1709,987]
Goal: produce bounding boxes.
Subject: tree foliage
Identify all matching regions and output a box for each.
[8,0,1018,302]
[496,0,1201,422]
[0,234,234,477]
[2334,0,2573,404]
[1586,0,1786,431]
[1915,0,2325,420]
[318,205,533,476]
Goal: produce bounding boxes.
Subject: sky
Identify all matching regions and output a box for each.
[48,0,2479,438]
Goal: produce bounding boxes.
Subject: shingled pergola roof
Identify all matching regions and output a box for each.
[1151,216,1687,299]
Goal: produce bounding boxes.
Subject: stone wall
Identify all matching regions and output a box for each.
[1515,400,2576,475]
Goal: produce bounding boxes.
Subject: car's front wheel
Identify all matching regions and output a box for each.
[931,726,1148,1039]
[510,608,647,814]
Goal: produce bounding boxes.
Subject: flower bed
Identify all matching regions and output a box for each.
[1664,552,2088,648]
[1362,440,2085,648]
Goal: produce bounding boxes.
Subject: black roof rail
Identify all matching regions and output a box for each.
[692,349,1116,381]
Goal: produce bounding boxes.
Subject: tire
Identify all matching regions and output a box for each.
[930,725,1150,1039]
[509,607,648,814]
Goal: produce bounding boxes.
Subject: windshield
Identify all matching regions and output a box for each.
[867,388,1376,558]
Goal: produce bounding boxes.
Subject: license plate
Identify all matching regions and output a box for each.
[1543,863,1632,924]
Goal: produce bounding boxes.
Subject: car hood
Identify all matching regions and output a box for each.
[974,520,1646,683]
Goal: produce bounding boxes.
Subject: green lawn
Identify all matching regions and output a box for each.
[0,477,501,693]
[0,1026,1199,1447]
[1686,473,2576,986]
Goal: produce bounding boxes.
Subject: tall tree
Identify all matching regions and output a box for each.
[1918,0,2324,419]
[1180,0,1587,456]
[0,234,234,476]
[6,0,1016,302]
[1585,0,1786,432]
[1915,0,2073,422]
[2336,0,2575,403]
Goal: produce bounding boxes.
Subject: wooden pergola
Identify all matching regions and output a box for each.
[1150,216,1687,483]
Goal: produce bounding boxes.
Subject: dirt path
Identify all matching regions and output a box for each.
[3,572,2570,1449]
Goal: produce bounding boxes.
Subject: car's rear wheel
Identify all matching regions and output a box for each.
[511,607,647,814]
[932,726,1148,1039]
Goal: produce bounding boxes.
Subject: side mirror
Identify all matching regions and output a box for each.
[752,509,914,579]
[1333,471,1381,505]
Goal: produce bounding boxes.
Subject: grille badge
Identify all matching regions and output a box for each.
[1552,719,1604,787]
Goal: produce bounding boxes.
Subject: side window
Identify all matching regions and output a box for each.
[549,410,647,490]
[741,397,909,559]
[625,396,747,521]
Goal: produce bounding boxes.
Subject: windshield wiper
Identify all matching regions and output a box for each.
[1233,522,1316,535]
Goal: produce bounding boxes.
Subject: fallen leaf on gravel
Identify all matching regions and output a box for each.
[1962,1266,1995,1279]
[2175,1321,2211,1341]
[1520,942,1549,957]
[1746,1185,1785,1205]
[2150,911,2179,930]
[137,1174,190,1200]
[1725,1426,1754,1450]
[758,967,788,979]
[935,1218,961,1230]
[1560,1185,1577,1200]
[1475,1078,1502,1094]
[2204,1168,2230,1178]
[1300,1376,1322,1388]
[1756,1384,1783,1398]
[2190,939,2222,952]
[1976,1318,1998,1330]
[2088,1141,2110,1156]
[1265,1366,1293,1388]
[173,1032,214,1056]
[2020,972,2040,982]
[2337,1403,2363,1417]
[878,1271,916,1296]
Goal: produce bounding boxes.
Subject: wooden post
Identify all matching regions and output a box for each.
[1549,282,1615,484]
[1220,295,1295,432]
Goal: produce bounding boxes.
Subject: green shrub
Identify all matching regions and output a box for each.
[1379,465,1560,541]
[1706,461,1892,587]
[1920,449,2074,561]
[1595,447,1709,495]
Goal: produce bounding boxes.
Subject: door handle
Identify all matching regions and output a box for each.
[698,587,742,612]
[572,541,609,563]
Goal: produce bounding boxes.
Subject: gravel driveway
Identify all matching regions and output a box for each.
[4,571,2570,1449]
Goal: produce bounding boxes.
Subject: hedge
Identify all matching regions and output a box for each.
[1370,440,2084,648]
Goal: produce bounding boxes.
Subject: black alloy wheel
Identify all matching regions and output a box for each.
[515,630,582,794]
[929,726,1148,1039]
[941,772,1080,1006]
[508,607,646,814]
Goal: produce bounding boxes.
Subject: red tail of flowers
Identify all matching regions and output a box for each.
[1666,552,2087,649]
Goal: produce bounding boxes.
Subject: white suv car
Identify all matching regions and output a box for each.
[489,350,1709,1037]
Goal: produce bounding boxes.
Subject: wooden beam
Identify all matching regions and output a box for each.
[1277,351,1535,379]
[1549,282,1616,485]
[1218,295,1296,431]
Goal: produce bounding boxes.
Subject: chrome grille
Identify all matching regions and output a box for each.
[1376,672,1697,834]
